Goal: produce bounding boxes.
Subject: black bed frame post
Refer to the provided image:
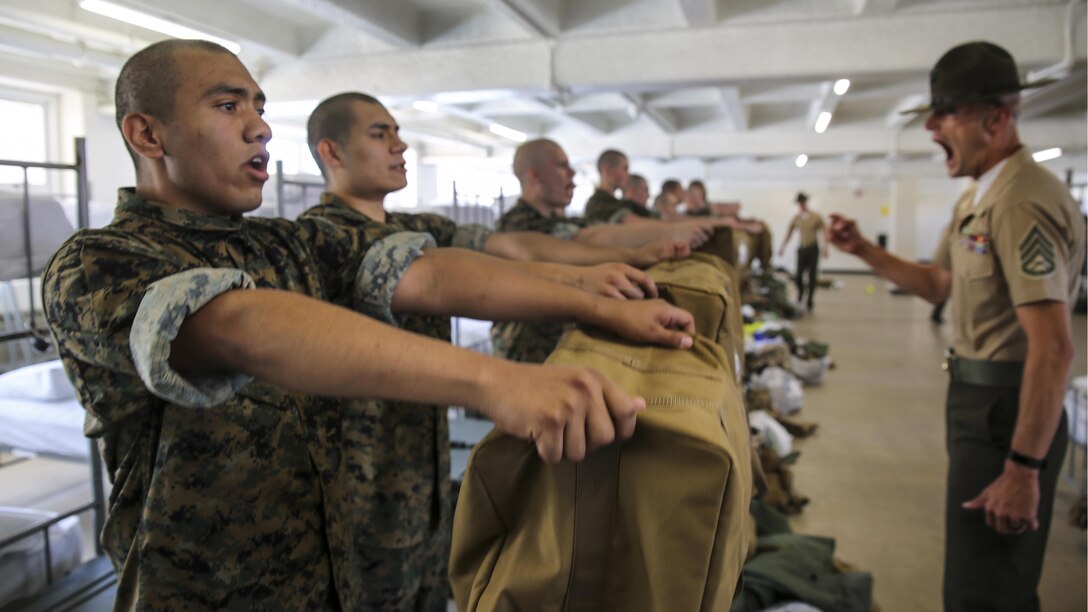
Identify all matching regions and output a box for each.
[75,137,89,231]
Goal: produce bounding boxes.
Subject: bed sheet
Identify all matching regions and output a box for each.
[0,397,88,461]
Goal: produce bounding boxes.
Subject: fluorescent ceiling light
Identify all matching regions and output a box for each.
[795,154,808,168]
[814,111,832,134]
[1032,147,1062,162]
[79,0,241,54]
[489,123,527,142]
[833,79,851,96]
[412,101,438,113]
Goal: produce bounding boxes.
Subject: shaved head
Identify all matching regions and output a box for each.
[115,39,234,167]
[514,138,563,181]
[307,92,383,178]
[597,149,627,172]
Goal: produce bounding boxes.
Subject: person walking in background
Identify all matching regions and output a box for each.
[778,192,827,312]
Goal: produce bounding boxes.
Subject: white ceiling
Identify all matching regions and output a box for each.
[1,0,1085,176]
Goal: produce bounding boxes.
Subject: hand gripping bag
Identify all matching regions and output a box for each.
[648,252,744,380]
[450,329,753,612]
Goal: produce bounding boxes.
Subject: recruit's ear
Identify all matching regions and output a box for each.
[122,113,166,161]
[316,139,344,171]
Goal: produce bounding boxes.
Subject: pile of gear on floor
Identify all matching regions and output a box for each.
[735,293,878,612]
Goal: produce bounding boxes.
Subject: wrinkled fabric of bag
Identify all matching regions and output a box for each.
[450,255,753,612]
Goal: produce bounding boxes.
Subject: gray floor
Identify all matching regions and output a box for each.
[788,275,1087,612]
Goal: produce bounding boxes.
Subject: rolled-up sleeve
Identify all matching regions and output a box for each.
[550,223,583,241]
[607,209,631,224]
[452,224,492,252]
[355,231,436,325]
[130,268,256,408]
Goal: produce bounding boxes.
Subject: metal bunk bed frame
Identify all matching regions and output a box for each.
[0,138,108,592]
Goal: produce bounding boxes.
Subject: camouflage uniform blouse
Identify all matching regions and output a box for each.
[43,189,432,610]
[491,199,588,363]
[300,193,490,608]
[584,188,655,224]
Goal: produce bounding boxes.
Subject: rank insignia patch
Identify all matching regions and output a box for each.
[1018,224,1056,277]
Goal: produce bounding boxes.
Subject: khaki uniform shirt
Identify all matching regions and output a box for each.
[43,189,430,610]
[491,199,588,363]
[788,212,824,248]
[584,188,654,224]
[933,147,1086,361]
[299,194,491,604]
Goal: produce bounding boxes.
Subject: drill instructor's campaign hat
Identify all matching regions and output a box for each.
[901,41,1054,115]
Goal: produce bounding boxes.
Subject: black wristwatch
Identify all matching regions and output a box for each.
[1007,449,1046,470]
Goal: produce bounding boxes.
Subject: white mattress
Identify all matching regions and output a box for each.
[0,361,88,461]
[0,396,88,461]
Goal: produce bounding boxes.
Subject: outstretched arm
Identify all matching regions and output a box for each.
[483,231,690,269]
[169,288,644,462]
[392,247,695,348]
[576,220,713,249]
[827,213,951,304]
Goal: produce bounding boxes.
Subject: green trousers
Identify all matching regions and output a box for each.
[943,381,1067,612]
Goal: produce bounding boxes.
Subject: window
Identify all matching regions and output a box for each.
[0,98,49,186]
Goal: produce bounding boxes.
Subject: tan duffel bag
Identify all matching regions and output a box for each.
[449,328,753,611]
[649,252,744,381]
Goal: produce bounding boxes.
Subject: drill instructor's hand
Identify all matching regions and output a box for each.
[827,214,866,254]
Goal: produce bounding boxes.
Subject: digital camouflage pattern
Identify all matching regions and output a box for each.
[491,199,588,362]
[583,188,654,224]
[495,198,587,240]
[41,188,412,610]
[302,192,496,610]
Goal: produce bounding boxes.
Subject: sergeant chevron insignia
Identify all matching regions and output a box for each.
[1018,224,1055,277]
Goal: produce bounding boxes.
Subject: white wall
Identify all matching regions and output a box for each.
[80,98,133,228]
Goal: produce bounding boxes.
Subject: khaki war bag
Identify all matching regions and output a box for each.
[450,257,753,612]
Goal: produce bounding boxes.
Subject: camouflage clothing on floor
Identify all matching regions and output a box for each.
[584,188,654,224]
[43,188,431,610]
[301,193,491,611]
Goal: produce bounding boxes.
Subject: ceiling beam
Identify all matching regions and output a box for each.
[278,0,420,48]
[623,93,675,134]
[670,119,1087,159]
[853,0,899,17]
[490,0,560,38]
[261,5,1080,102]
[717,87,747,131]
[885,94,927,129]
[0,24,125,74]
[806,81,842,133]
[1020,73,1088,119]
[678,0,718,27]
[101,0,302,59]
[554,5,1078,90]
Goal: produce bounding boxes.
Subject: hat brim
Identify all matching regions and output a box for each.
[898,77,1056,115]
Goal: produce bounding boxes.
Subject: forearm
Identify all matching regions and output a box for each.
[171,289,507,410]
[1011,330,1075,459]
[485,231,634,266]
[854,241,950,304]
[393,247,605,324]
[576,223,666,248]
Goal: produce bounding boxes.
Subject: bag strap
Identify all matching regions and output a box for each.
[564,442,622,612]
